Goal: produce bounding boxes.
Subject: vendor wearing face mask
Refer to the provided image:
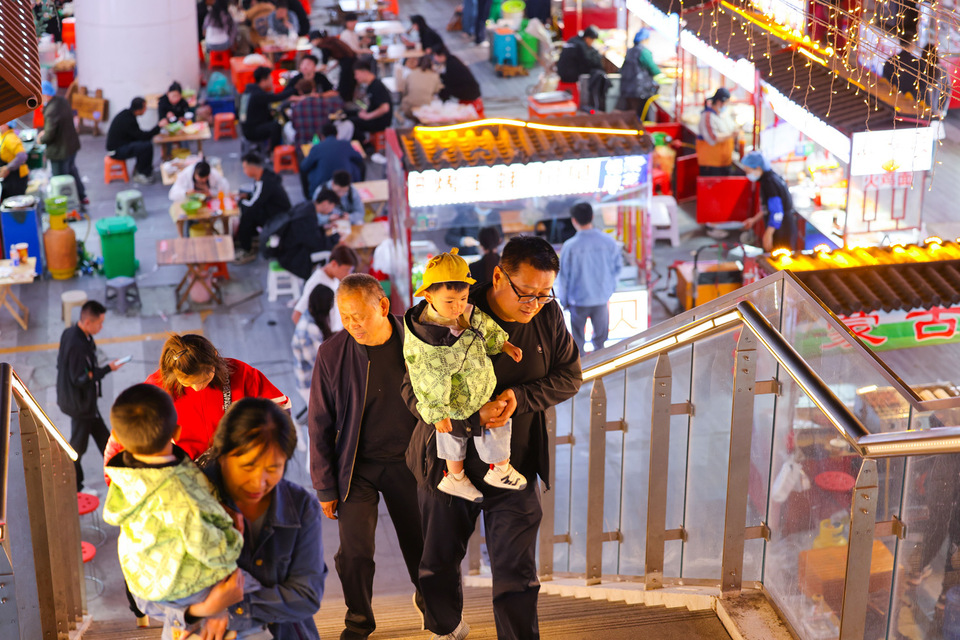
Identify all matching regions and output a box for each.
[697,87,737,176]
[741,151,801,253]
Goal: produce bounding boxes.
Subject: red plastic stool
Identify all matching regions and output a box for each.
[212,262,231,281]
[369,131,386,153]
[213,112,238,140]
[272,145,299,173]
[209,49,231,70]
[104,156,130,184]
[558,81,580,106]
[460,98,485,119]
[78,491,106,544]
[652,168,672,195]
[81,541,104,597]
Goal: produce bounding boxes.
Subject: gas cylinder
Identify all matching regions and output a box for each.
[44,212,78,279]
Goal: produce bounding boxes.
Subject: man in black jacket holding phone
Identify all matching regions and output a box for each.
[56,300,126,491]
[403,236,582,640]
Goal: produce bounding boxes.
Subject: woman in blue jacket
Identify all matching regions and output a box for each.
[137,398,326,640]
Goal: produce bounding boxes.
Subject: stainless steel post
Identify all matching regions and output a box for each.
[585,378,607,586]
[839,460,879,640]
[721,329,759,597]
[645,354,672,590]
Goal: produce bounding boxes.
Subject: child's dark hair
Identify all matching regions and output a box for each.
[110,384,178,455]
[207,398,297,463]
[425,281,470,295]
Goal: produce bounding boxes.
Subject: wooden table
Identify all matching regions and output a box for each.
[342,220,389,249]
[153,122,212,160]
[0,258,36,330]
[355,179,388,206]
[168,198,240,237]
[156,237,235,312]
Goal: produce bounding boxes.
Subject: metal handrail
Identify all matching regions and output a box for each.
[583,270,960,414]
[0,364,10,532]
[579,277,960,458]
[10,368,77,461]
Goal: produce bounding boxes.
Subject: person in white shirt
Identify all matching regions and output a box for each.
[168,160,230,201]
[339,12,366,54]
[291,244,359,327]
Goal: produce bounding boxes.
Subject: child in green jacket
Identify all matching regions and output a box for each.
[103,384,266,638]
[403,249,526,502]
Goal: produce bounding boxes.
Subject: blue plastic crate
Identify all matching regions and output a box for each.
[493,31,518,66]
[207,96,236,115]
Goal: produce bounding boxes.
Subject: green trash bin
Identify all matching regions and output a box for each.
[96,216,137,278]
[518,30,539,68]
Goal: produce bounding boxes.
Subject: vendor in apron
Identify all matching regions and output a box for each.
[696,87,737,176]
[0,121,29,203]
[741,151,800,253]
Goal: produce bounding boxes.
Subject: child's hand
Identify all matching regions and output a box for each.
[504,342,523,363]
[435,418,453,433]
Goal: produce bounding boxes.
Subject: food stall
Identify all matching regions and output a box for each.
[382,114,655,332]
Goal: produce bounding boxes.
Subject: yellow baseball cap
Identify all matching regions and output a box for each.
[415,247,476,297]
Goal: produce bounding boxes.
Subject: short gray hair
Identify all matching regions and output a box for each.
[337,273,385,305]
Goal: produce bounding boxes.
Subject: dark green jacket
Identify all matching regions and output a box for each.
[42,96,81,161]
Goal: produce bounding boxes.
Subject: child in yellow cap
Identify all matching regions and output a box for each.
[402,248,526,502]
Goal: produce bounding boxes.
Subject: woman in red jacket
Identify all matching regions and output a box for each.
[104,333,291,466]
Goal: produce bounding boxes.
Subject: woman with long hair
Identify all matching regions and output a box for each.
[292,284,336,403]
[148,333,290,458]
[405,14,444,53]
[137,399,326,638]
[203,0,238,52]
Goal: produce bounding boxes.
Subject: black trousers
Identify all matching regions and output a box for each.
[335,460,423,637]
[338,57,357,103]
[699,165,732,177]
[112,141,155,177]
[244,120,283,150]
[50,155,88,201]
[70,413,110,491]
[419,482,542,639]
[237,202,274,252]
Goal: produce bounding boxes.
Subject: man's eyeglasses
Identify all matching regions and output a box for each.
[500,268,557,305]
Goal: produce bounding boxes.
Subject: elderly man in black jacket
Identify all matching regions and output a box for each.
[56,300,126,491]
[403,236,582,640]
[309,274,425,640]
[38,80,88,208]
[106,96,166,184]
[557,26,605,84]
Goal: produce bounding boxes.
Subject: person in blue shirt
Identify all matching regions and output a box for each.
[558,202,623,354]
[299,123,365,200]
[741,151,800,253]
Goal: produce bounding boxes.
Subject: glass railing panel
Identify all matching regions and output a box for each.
[566,382,595,574]
[743,346,782,583]
[614,357,662,576]
[551,387,576,573]
[887,452,959,640]
[779,280,913,435]
[602,370,627,574]
[680,329,740,580]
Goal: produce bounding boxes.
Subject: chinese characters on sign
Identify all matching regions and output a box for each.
[406,155,649,208]
[825,306,960,351]
[850,128,936,176]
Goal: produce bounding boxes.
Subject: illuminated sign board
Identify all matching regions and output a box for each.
[679,29,756,93]
[761,84,852,163]
[850,128,936,176]
[407,155,648,207]
[748,0,805,32]
[625,0,680,44]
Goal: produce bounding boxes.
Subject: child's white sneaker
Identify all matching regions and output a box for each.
[484,464,527,490]
[438,473,484,502]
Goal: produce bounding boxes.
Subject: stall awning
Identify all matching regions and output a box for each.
[397,113,655,172]
[759,243,960,314]
[0,0,42,124]
[763,49,900,136]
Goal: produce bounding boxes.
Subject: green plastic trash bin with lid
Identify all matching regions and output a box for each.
[96,216,137,278]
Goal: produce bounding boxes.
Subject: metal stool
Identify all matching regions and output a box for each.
[105,276,141,314]
[61,289,88,326]
[104,155,129,184]
[78,491,106,545]
[81,541,104,597]
[266,261,302,302]
[49,174,80,210]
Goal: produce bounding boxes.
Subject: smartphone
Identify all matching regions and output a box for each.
[115,355,133,365]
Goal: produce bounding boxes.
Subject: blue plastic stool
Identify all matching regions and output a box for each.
[493,30,518,66]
